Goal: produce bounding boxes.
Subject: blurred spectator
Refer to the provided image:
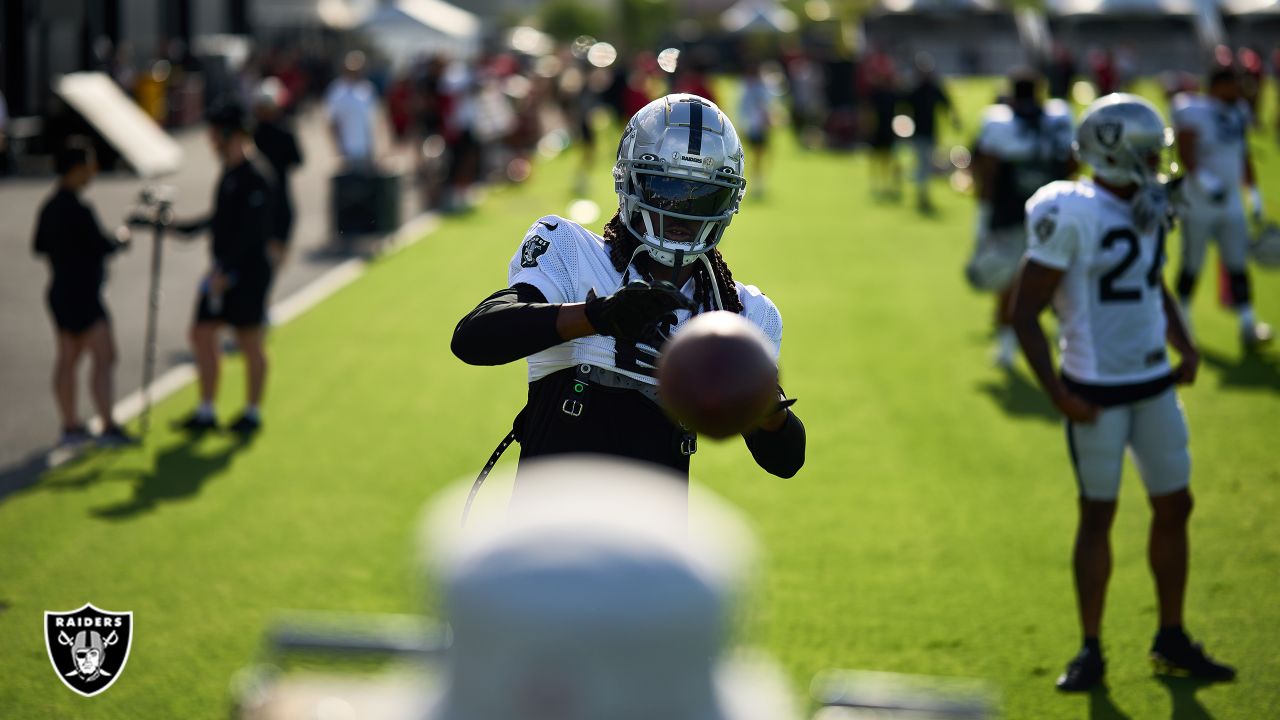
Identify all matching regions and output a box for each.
[785,50,825,148]
[622,61,653,120]
[674,50,717,106]
[0,85,8,176]
[325,51,378,167]
[738,61,775,199]
[1239,47,1263,126]
[867,66,901,201]
[252,78,304,271]
[442,62,482,212]
[1090,49,1118,95]
[1046,43,1076,99]
[904,53,958,214]
[1274,47,1280,141]
[387,73,414,143]
[172,104,277,437]
[558,56,598,195]
[32,137,136,448]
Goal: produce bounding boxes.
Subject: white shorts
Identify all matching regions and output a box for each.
[1065,387,1191,501]
[1179,191,1249,275]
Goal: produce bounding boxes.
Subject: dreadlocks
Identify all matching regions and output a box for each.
[601,212,744,314]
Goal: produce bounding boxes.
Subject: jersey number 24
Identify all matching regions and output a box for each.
[1099,228,1164,303]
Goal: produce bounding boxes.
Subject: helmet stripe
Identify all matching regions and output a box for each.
[687,100,703,155]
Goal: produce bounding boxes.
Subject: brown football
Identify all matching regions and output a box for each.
[657,311,779,440]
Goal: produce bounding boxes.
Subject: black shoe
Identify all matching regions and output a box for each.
[57,426,93,448]
[97,426,140,448]
[228,413,260,437]
[175,412,218,434]
[1056,647,1105,692]
[1151,633,1236,682]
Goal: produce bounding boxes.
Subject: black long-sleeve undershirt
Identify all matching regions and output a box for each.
[451,284,563,366]
[452,284,806,478]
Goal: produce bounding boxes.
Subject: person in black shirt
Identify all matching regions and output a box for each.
[252,78,303,271]
[904,53,959,214]
[867,67,902,201]
[172,104,277,436]
[451,95,804,485]
[32,137,137,447]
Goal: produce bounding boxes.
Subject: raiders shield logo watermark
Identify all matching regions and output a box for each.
[1034,206,1059,245]
[45,603,133,697]
[520,236,550,268]
[1095,120,1123,148]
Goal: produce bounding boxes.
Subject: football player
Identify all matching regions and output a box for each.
[452,94,805,481]
[1012,95,1236,692]
[1171,64,1271,348]
[969,70,1076,368]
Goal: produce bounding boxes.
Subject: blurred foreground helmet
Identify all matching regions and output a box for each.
[1075,93,1170,187]
[426,456,797,720]
[1252,222,1280,267]
[615,94,747,268]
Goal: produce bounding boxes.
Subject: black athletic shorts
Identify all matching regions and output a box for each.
[194,273,271,328]
[47,287,108,334]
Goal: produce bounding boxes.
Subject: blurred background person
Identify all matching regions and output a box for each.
[0,84,9,176]
[970,70,1076,368]
[738,61,775,200]
[252,78,304,272]
[1172,64,1271,348]
[172,105,277,437]
[325,51,378,168]
[904,52,959,214]
[31,137,136,448]
[866,61,902,201]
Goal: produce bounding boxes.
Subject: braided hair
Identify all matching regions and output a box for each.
[601,212,744,314]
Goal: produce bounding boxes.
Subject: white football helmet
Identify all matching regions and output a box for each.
[1252,221,1280,267]
[614,94,747,269]
[1074,93,1171,188]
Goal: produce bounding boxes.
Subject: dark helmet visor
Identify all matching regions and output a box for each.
[635,174,736,218]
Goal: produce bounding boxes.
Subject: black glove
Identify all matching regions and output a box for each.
[584,280,694,342]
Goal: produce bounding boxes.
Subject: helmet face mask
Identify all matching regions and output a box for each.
[615,95,747,269]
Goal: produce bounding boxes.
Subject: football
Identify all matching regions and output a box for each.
[657,311,779,440]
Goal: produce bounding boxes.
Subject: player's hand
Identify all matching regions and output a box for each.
[584,280,695,342]
[113,226,132,251]
[1052,388,1099,423]
[1173,349,1200,386]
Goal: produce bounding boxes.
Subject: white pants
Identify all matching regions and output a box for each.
[1066,387,1190,501]
[1179,191,1249,277]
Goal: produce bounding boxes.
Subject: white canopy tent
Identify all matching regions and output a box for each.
[358,0,482,66]
[721,0,799,33]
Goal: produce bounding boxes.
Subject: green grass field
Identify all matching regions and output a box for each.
[2,79,1278,719]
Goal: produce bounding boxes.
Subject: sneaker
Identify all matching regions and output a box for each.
[1242,321,1273,351]
[1151,633,1236,682]
[228,413,261,437]
[1056,647,1105,692]
[97,426,140,448]
[175,412,218,434]
[58,426,93,448]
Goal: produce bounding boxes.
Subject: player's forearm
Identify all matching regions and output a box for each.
[1013,315,1066,401]
[744,410,805,478]
[451,286,566,366]
[1162,285,1196,358]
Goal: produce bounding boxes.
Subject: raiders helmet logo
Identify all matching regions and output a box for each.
[520,236,550,268]
[45,603,133,697]
[1095,120,1123,148]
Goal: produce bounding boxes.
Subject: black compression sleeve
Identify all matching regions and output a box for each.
[451,284,565,366]
[743,410,806,478]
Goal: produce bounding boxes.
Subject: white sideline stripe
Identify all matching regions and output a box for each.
[84,212,439,434]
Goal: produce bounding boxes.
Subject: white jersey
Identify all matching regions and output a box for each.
[508,215,783,385]
[977,100,1074,229]
[1171,94,1249,194]
[1025,179,1171,385]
